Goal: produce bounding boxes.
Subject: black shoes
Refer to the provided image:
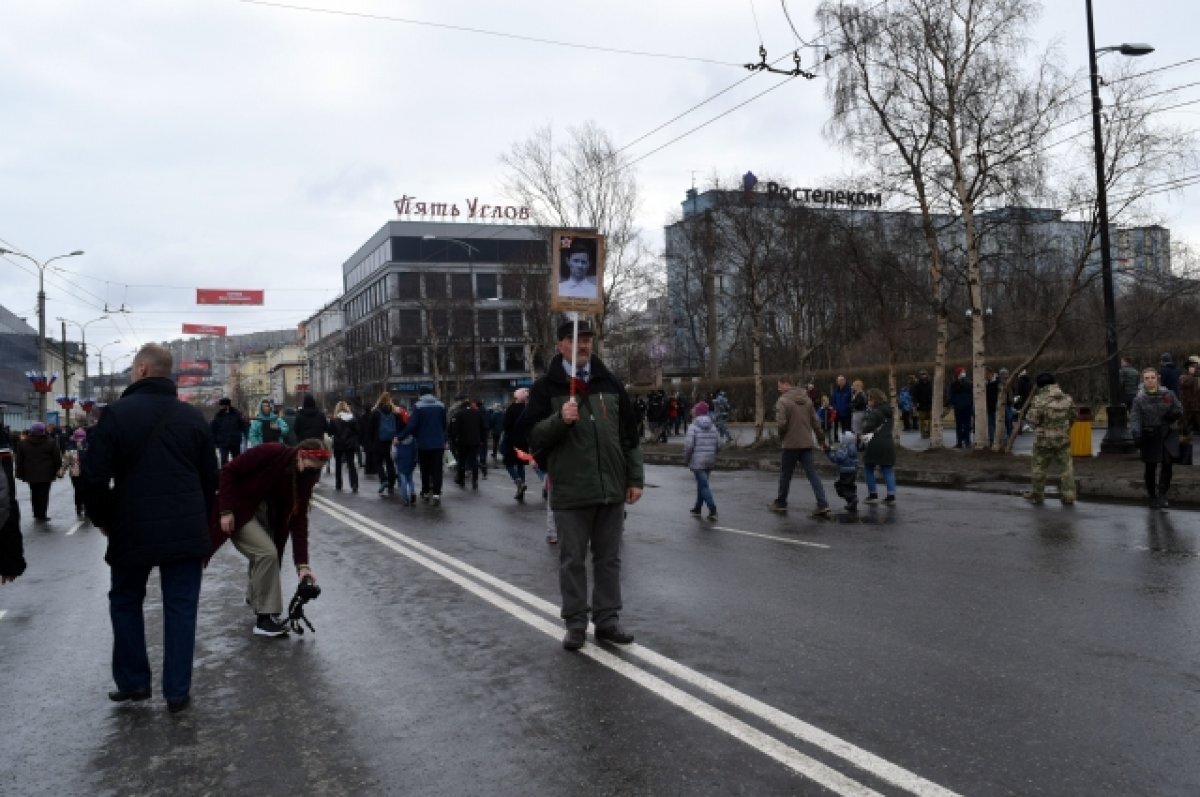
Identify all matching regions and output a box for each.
[515,482,527,501]
[562,628,586,651]
[254,614,289,637]
[767,500,787,513]
[167,696,191,714]
[595,626,635,645]
[689,508,702,517]
[108,686,152,703]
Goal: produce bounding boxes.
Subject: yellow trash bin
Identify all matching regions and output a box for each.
[1070,406,1093,457]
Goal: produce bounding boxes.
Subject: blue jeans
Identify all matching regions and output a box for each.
[776,448,828,508]
[691,469,716,514]
[863,463,896,497]
[109,558,203,701]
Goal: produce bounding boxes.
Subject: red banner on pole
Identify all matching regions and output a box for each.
[196,289,264,305]
[182,323,228,336]
[177,375,204,387]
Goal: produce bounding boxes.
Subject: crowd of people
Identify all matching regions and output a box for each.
[0,342,1195,711]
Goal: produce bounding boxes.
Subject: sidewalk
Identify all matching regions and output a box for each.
[641,424,1199,508]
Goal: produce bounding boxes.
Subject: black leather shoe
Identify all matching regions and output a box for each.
[108,686,152,703]
[562,628,586,651]
[594,626,635,645]
[167,696,191,714]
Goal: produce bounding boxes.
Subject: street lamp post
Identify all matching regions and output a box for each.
[0,247,84,420]
[96,340,122,396]
[423,235,481,393]
[1085,0,1153,454]
[58,314,108,400]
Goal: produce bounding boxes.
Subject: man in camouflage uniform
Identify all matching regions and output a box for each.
[1023,372,1076,505]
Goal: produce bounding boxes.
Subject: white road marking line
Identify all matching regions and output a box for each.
[0,610,7,621]
[711,525,831,549]
[313,500,883,797]
[66,520,84,536]
[313,496,959,797]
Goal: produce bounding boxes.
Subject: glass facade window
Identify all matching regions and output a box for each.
[502,310,524,337]
[428,309,448,338]
[452,308,473,338]
[399,309,422,339]
[480,346,501,373]
[451,274,472,299]
[503,346,526,372]
[397,272,421,300]
[476,273,498,300]
[478,309,500,337]
[500,273,523,299]
[426,273,448,299]
[399,347,422,375]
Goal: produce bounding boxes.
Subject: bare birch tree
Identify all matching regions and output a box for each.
[818,0,1073,448]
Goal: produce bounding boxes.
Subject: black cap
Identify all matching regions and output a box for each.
[1035,372,1055,387]
[557,320,594,341]
[218,397,231,406]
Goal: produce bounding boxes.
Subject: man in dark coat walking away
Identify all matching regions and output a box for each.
[451,400,485,489]
[15,422,61,522]
[210,397,246,466]
[82,344,218,713]
[291,393,330,445]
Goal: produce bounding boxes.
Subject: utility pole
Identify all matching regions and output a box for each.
[703,209,719,383]
[61,320,71,427]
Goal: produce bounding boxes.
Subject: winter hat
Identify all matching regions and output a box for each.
[693,401,709,416]
[557,320,594,340]
[1161,352,1174,365]
[955,367,967,378]
[218,397,231,406]
[1035,372,1056,387]
[30,422,46,435]
[1187,354,1199,366]
[72,428,87,440]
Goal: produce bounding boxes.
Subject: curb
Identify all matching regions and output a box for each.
[641,451,1198,509]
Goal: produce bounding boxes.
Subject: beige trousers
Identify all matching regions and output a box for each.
[231,505,282,615]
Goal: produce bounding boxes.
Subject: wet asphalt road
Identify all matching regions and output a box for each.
[1,462,1197,797]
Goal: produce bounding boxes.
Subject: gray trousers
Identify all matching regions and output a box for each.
[555,502,625,631]
[231,505,282,616]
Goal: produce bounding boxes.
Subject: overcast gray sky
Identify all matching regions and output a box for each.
[3,0,1197,370]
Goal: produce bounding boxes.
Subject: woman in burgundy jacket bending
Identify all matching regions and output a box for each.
[211,439,327,637]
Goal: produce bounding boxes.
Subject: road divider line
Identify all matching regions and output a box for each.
[66,520,84,536]
[313,500,883,796]
[312,496,959,797]
[711,525,831,549]
[0,610,7,621]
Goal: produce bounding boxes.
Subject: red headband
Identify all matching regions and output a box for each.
[297,448,331,461]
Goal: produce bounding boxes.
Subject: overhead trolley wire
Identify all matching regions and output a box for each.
[236,0,742,67]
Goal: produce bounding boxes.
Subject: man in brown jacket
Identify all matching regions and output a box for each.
[768,375,832,518]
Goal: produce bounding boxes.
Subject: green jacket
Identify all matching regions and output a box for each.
[522,354,644,510]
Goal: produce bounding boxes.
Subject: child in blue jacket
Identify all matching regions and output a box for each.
[825,431,859,511]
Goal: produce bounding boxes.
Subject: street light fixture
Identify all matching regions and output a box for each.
[58,314,108,399]
[1086,0,1153,454]
[423,235,481,393]
[0,247,84,420]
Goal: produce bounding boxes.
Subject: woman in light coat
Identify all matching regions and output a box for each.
[683,401,721,521]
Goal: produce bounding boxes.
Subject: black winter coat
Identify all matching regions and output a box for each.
[15,435,61,483]
[82,377,219,568]
[210,408,246,447]
[291,406,330,444]
[451,407,485,450]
